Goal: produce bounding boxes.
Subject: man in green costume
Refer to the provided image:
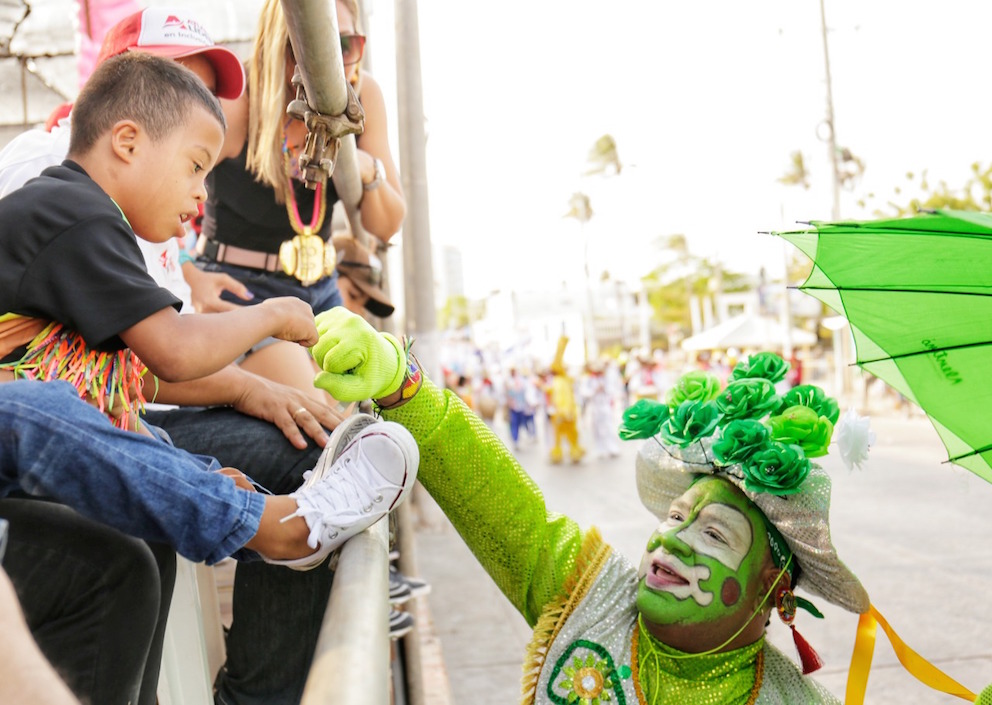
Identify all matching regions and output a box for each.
[309,308,990,705]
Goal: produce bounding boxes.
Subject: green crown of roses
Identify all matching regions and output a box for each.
[619,352,840,497]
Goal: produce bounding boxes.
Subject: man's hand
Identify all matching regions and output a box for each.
[311,308,405,401]
[182,263,254,313]
[259,297,319,347]
[231,371,350,449]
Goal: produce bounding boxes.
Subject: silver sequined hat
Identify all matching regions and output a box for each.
[636,437,869,614]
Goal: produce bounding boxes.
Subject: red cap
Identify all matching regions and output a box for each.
[97,8,245,100]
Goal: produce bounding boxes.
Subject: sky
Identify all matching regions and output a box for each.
[362,0,992,298]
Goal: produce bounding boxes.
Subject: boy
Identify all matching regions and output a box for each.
[0,6,252,315]
[0,52,314,428]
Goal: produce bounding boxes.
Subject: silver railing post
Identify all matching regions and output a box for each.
[300,520,390,705]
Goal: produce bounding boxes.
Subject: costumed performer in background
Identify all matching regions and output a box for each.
[547,336,586,464]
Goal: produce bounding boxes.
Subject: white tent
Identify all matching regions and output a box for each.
[681,312,817,352]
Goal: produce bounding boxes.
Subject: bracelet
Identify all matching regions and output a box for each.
[374,338,423,413]
[363,157,385,191]
[178,249,196,265]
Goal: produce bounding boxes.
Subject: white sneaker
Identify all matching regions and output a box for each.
[266,414,419,570]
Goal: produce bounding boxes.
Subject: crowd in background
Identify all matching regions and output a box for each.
[437,341,834,464]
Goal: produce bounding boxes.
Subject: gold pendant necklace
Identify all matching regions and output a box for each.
[278,136,334,286]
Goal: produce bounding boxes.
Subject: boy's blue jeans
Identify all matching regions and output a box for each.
[0,380,266,704]
[0,380,264,562]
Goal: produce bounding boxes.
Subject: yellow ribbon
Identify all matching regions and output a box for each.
[845,603,976,703]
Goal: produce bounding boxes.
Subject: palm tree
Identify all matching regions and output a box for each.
[584,134,622,177]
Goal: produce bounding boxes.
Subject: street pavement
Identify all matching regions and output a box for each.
[412,402,992,704]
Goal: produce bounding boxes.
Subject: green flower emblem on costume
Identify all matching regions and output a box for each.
[776,384,840,425]
[769,405,834,458]
[660,400,720,448]
[548,640,627,705]
[712,419,770,466]
[729,351,789,384]
[618,398,669,440]
[741,441,810,495]
[666,370,721,406]
[559,654,615,704]
[715,378,780,421]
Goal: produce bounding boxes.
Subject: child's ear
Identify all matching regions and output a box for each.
[109,120,141,163]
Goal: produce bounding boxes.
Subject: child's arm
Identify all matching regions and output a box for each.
[121,297,317,383]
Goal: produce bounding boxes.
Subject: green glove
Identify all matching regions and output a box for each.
[311,308,406,401]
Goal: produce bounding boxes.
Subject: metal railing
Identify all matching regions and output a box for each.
[301,520,390,704]
[280,2,394,703]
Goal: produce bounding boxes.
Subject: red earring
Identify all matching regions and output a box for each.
[776,585,823,674]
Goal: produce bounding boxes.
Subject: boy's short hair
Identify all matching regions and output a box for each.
[68,52,227,156]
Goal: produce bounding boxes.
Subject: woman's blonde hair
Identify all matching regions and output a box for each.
[245,0,361,202]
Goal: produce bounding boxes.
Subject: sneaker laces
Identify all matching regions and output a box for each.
[281,450,386,549]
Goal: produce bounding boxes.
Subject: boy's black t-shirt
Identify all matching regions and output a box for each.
[0,160,181,358]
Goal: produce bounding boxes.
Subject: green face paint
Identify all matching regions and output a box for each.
[636,476,771,627]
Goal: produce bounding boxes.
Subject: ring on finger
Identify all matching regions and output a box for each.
[292,406,308,421]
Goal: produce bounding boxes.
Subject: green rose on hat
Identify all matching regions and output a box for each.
[666,370,721,406]
[740,441,811,495]
[776,384,840,424]
[712,419,770,466]
[728,351,790,384]
[618,399,670,440]
[715,378,780,421]
[769,405,833,458]
[659,400,720,448]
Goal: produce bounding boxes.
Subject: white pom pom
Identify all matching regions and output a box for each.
[833,408,875,471]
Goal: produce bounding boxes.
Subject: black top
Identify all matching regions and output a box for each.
[202,145,339,253]
[0,160,181,359]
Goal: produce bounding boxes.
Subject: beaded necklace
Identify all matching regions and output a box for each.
[281,126,327,237]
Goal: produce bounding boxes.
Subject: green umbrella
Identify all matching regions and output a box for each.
[774,209,992,484]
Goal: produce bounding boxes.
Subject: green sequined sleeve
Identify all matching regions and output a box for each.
[385,378,584,626]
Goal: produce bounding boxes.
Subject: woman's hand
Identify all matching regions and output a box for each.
[230,371,351,449]
[182,262,254,313]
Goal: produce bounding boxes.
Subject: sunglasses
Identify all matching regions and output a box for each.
[338,259,381,286]
[340,34,366,67]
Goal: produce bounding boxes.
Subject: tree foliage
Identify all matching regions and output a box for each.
[639,235,751,343]
[858,162,992,216]
[439,295,485,330]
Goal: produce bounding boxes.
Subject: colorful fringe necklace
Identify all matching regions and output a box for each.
[0,320,148,430]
